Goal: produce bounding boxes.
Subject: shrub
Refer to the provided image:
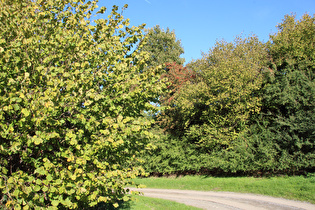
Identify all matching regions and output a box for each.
[0,0,164,208]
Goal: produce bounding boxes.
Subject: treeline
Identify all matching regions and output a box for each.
[139,14,315,176]
[0,1,313,208]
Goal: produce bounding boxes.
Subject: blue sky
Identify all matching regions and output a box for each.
[97,0,315,64]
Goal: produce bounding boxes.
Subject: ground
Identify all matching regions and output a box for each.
[128,188,315,210]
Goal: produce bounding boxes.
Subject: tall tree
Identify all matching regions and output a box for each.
[162,35,268,151]
[141,25,185,68]
[255,14,315,171]
[0,1,164,209]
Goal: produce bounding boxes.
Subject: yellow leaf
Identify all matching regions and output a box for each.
[6,200,12,207]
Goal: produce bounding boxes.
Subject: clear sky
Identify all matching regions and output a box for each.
[96,0,315,64]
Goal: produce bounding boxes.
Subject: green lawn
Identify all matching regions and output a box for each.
[95,195,201,209]
[130,173,315,204]
[126,196,201,210]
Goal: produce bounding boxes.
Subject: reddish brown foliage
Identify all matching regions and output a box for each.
[157,62,196,134]
[161,62,196,105]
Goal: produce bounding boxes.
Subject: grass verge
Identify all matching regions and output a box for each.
[130,173,315,204]
[95,195,201,209]
[126,196,201,210]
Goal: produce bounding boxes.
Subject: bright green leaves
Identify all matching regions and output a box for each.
[161,35,268,151]
[33,136,43,146]
[66,132,78,146]
[33,185,41,192]
[51,200,59,207]
[46,174,53,182]
[35,167,47,176]
[0,0,164,209]
[269,14,315,70]
[146,14,315,175]
[21,108,30,117]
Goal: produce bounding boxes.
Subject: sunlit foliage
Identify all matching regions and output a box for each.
[0,0,164,208]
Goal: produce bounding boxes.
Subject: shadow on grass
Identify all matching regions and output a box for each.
[149,168,315,179]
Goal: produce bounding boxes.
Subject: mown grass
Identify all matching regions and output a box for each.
[95,195,201,209]
[125,196,201,210]
[130,173,315,204]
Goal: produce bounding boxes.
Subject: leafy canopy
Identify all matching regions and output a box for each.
[139,14,315,176]
[0,0,164,209]
[163,35,268,150]
[254,14,315,170]
[141,25,185,68]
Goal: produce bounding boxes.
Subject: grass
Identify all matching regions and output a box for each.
[125,196,201,210]
[95,195,201,209]
[130,173,315,204]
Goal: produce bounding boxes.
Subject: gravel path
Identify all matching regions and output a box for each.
[127,187,315,210]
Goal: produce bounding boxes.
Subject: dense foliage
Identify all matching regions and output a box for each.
[157,35,267,151]
[157,62,196,133]
[252,14,315,172]
[142,14,315,175]
[1,1,313,208]
[0,0,164,209]
[141,25,185,67]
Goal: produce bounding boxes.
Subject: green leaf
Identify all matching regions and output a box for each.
[55,179,62,185]
[0,0,163,209]
[46,174,53,182]
[7,177,14,184]
[34,137,43,145]
[13,189,20,197]
[122,195,129,202]
[69,139,77,145]
[47,207,58,210]
[33,185,40,192]
[13,104,20,111]
[23,204,30,210]
[35,167,46,175]
[51,200,59,207]
[49,186,57,193]
[24,187,32,195]
[62,198,72,207]
[21,108,30,117]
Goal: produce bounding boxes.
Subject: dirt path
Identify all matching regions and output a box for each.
[127,187,315,210]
